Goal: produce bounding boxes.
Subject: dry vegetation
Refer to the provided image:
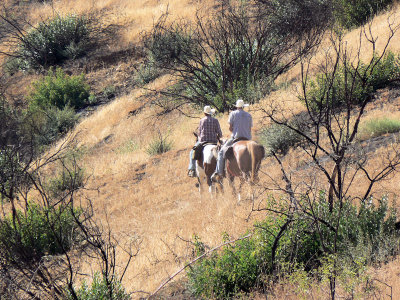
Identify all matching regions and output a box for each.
[3,0,400,298]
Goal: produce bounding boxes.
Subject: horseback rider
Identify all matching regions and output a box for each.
[187,105,222,177]
[211,99,252,182]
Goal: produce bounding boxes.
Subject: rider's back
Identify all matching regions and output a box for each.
[228,110,252,140]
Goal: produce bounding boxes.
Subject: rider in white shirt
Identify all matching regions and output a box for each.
[211,99,252,182]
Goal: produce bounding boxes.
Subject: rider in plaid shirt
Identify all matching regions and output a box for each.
[188,106,222,177]
[198,114,222,143]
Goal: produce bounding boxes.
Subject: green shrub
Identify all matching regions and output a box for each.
[188,236,267,298]
[29,68,91,110]
[334,0,394,29]
[357,117,400,141]
[29,105,78,146]
[276,195,399,269]
[303,52,400,111]
[144,22,195,68]
[187,218,284,299]
[70,272,130,300]
[260,123,304,156]
[47,167,84,199]
[135,58,163,85]
[186,42,275,111]
[187,195,400,298]
[0,203,82,262]
[11,15,91,70]
[146,133,172,155]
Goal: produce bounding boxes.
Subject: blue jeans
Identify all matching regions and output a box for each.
[215,138,234,175]
[188,141,201,171]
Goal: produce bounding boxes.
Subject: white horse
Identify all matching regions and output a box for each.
[196,144,218,194]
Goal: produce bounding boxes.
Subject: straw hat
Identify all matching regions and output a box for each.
[235,99,249,108]
[204,106,216,115]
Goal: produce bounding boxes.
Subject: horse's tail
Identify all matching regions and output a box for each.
[249,141,265,183]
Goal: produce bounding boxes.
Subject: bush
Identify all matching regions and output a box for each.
[29,68,92,110]
[143,20,195,68]
[187,217,285,298]
[135,58,163,85]
[186,42,275,111]
[357,117,400,141]
[188,235,269,298]
[47,167,85,199]
[70,272,130,300]
[0,203,82,262]
[260,123,304,156]
[303,51,400,111]
[29,105,79,146]
[146,132,172,155]
[334,0,394,29]
[187,195,400,298]
[11,15,92,70]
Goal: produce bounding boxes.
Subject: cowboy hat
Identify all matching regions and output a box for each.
[204,106,216,115]
[235,99,249,108]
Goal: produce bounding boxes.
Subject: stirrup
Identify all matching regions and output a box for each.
[188,170,196,177]
[211,172,222,182]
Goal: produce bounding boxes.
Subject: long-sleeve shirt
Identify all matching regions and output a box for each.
[198,115,222,143]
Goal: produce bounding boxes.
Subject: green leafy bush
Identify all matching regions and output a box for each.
[303,52,400,111]
[186,42,275,111]
[0,203,82,262]
[334,0,394,29]
[187,217,285,298]
[188,236,266,298]
[357,117,400,141]
[11,15,91,70]
[260,123,304,156]
[70,272,130,300]
[277,196,399,268]
[29,68,91,110]
[188,195,400,298]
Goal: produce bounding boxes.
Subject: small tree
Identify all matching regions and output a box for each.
[143,0,330,112]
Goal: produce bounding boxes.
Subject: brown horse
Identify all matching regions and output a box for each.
[220,140,265,201]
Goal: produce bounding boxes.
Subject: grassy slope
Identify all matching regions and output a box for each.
[6,0,400,297]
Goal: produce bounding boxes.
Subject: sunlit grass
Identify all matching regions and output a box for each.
[357,117,400,141]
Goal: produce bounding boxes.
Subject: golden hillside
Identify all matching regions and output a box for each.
[3,0,400,298]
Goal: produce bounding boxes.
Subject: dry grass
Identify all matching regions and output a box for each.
[284,3,400,84]
[67,82,400,296]
[29,0,214,46]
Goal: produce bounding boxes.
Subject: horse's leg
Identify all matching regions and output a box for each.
[228,175,236,197]
[197,176,202,193]
[196,163,204,194]
[206,176,215,195]
[237,177,246,204]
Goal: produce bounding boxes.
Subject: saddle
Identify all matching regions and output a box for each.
[232,137,249,144]
[192,142,217,160]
